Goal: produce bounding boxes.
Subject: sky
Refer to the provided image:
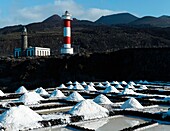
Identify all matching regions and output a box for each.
[0,0,170,28]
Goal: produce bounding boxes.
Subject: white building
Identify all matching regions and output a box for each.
[14,47,50,57]
[14,27,51,58]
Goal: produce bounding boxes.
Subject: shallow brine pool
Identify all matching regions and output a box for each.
[77,116,146,131]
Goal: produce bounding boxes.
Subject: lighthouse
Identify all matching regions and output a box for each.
[21,26,28,56]
[60,11,73,55]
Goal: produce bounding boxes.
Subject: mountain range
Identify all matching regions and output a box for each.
[95,13,170,27]
[1,13,170,56]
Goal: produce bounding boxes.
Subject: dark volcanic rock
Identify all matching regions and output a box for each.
[0,48,170,92]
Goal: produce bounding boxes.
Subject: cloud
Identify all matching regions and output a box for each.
[0,0,126,28]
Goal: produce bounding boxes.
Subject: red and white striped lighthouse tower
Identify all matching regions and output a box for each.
[61,11,73,55]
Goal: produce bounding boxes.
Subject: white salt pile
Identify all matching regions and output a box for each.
[120,81,127,85]
[15,86,28,94]
[139,85,148,90]
[104,83,111,88]
[35,87,49,95]
[0,90,5,96]
[115,84,123,89]
[67,81,72,84]
[121,97,143,109]
[58,84,67,89]
[139,80,143,83]
[89,82,95,86]
[67,85,74,89]
[0,105,43,131]
[73,81,80,85]
[84,85,97,91]
[111,81,119,85]
[19,92,44,105]
[73,84,84,90]
[143,80,149,84]
[96,83,104,87]
[68,99,109,120]
[103,81,110,84]
[125,84,135,89]
[121,88,136,95]
[93,94,112,104]
[81,81,87,86]
[65,91,85,102]
[128,81,136,86]
[50,89,65,98]
[103,86,120,93]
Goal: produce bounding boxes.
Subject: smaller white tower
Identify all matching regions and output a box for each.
[60,11,73,55]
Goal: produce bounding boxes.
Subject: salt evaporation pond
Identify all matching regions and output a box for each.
[145,124,170,131]
[34,127,79,131]
[34,116,146,131]
[76,116,146,131]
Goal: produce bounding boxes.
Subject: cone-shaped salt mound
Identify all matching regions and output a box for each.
[68,99,109,120]
[73,81,80,85]
[35,87,49,95]
[139,85,148,90]
[84,85,97,91]
[73,84,84,90]
[15,86,28,94]
[96,83,104,87]
[67,85,74,89]
[121,88,136,95]
[19,92,44,105]
[120,81,127,85]
[125,84,135,89]
[128,81,136,86]
[81,81,87,86]
[67,81,72,84]
[66,91,85,102]
[103,86,119,93]
[0,105,43,130]
[121,97,143,109]
[50,89,65,98]
[115,84,123,89]
[93,94,112,104]
[0,90,5,96]
[58,84,67,89]
[111,81,119,85]
[89,82,95,86]
[103,81,110,85]
[104,83,111,88]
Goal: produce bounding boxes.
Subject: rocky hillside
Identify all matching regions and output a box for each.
[0,48,170,92]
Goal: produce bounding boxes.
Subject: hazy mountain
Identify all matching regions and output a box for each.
[95,13,138,25]
[130,16,170,27]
